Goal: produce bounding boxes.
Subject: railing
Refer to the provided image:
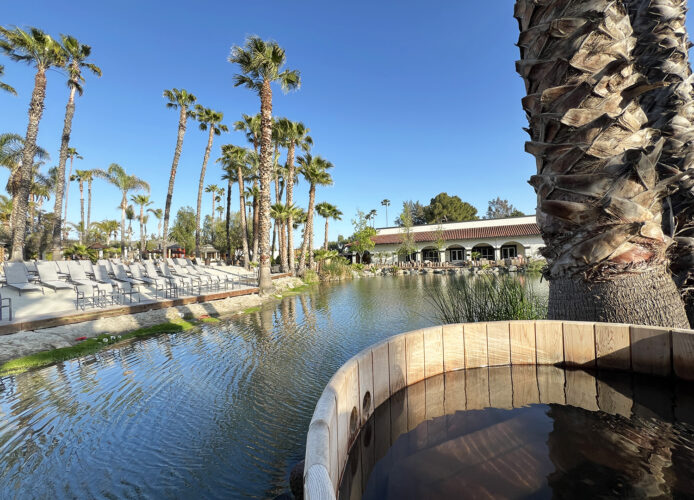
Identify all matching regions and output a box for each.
[303,320,694,499]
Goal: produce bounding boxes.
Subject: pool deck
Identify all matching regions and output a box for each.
[0,271,292,336]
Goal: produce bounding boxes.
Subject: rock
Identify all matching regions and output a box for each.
[508,265,518,272]
[290,460,304,499]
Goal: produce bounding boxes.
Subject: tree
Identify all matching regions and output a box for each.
[0,65,16,95]
[194,106,228,258]
[297,154,334,273]
[351,210,377,264]
[162,88,196,257]
[316,202,342,251]
[82,168,106,233]
[381,199,391,226]
[423,192,478,223]
[233,113,262,262]
[515,0,689,327]
[229,36,301,292]
[366,209,378,228]
[270,202,291,272]
[101,163,149,255]
[395,200,427,226]
[0,133,49,200]
[169,206,195,256]
[398,204,416,261]
[486,197,525,219]
[218,144,251,267]
[60,147,81,241]
[71,169,88,243]
[434,224,445,252]
[148,207,163,242]
[0,26,65,260]
[50,34,101,261]
[131,194,152,254]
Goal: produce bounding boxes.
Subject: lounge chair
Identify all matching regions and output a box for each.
[23,261,39,282]
[66,261,102,288]
[142,261,178,298]
[79,259,95,278]
[158,262,196,295]
[74,281,117,310]
[112,264,144,285]
[172,263,216,291]
[36,262,73,292]
[97,259,115,275]
[0,292,11,320]
[56,260,71,277]
[94,265,139,303]
[4,262,43,295]
[183,260,233,290]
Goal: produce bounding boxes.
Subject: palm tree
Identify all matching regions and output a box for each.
[72,169,88,243]
[131,194,152,255]
[218,144,250,267]
[316,202,342,251]
[0,65,16,95]
[229,36,301,292]
[514,0,689,327]
[215,189,224,220]
[101,163,149,255]
[381,199,391,226]
[194,106,228,258]
[367,209,377,228]
[97,219,119,246]
[270,202,292,272]
[125,204,135,250]
[234,113,262,262]
[61,147,81,241]
[162,88,196,257]
[51,34,101,261]
[277,119,312,274]
[205,184,220,220]
[148,207,163,244]
[0,133,49,201]
[82,168,106,232]
[297,154,334,273]
[0,26,65,260]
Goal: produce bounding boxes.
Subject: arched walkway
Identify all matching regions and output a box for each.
[446,244,465,263]
[501,241,525,259]
[471,243,494,260]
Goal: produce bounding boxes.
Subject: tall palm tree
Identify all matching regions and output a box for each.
[72,169,88,243]
[297,154,334,273]
[234,113,262,262]
[316,202,342,251]
[381,199,391,226]
[131,194,152,254]
[218,144,251,267]
[101,163,149,255]
[205,184,220,220]
[270,202,292,272]
[0,133,49,201]
[162,88,196,257]
[215,188,224,220]
[97,219,119,246]
[230,36,301,292]
[514,0,689,327]
[0,26,65,260]
[148,207,163,243]
[277,119,312,274]
[367,209,377,228]
[51,34,101,260]
[194,106,228,258]
[82,168,106,232]
[125,204,135,250]
[0,65,16,95]
[61,147,81,241]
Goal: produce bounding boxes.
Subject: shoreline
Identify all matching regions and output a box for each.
[0,276,307,375]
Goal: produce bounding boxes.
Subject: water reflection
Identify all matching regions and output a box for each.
[1,274,524,498]
[341,367,694,500]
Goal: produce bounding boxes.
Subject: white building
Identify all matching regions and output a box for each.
[354,215,544,264]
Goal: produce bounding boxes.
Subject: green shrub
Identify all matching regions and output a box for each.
[303,269,319,284]
[526,258,547,274]
[351,263,364,272]
[427,275,547,324]
[321,256,351,279]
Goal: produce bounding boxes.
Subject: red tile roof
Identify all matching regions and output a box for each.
[370,223,540,245]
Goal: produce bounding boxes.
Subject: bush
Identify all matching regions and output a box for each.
[351,263,364,272]
[526,258,547,274]
[427,274,547,324]
[321,256,351,280]
[303,269,319,284]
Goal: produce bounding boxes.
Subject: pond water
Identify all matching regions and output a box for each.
[0,274,540,499]
[341,367,694,500]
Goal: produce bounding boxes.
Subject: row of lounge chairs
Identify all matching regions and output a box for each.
[0,258,258,312]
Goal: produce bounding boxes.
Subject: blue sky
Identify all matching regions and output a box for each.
[2,1,535,243]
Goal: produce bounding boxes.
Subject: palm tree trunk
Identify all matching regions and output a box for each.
[286,142,296,274]
[87,178,93,234]
[280,220,288,272]
[324,218,329,250]
[139,205,145,256]
[252,181,259,262]
[10,67,47,261]
[62,154,74,242]
[196,126,215,259]
[51,84,77,260]
[120,194,126,257]
[162,106,187,258]
[257,79,274,292]
[298,184,316,274]
[226,177,232,262]
[515,0,689,327]
[78,181,85,244]
[237,168,250,268]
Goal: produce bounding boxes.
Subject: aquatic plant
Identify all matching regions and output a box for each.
[427,274,547,324]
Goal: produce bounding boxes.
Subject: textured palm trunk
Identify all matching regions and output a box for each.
[237,168,250,268]
[120,194,126,257]
[257,80,273,292]
[11,67,47,261]
[515,0,688,327]
[139,205,145,255]
[324,218,329,250]
[279,220,288,272]
[162,106,187,258]
[51,84,77,260]
[78,181,85,244]
[87,179,93,234]
[308,208,316,270]
[196,125,215,258]
[252,182,259,262]
[298,184,316,274]
[286,142,296,274]
[624,0,694,324]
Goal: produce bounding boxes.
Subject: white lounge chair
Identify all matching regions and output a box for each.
[4,262,43,295]
[36,262,73,292]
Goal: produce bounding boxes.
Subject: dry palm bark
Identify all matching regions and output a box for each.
[515,0,689,327]
[624,0,694,323]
